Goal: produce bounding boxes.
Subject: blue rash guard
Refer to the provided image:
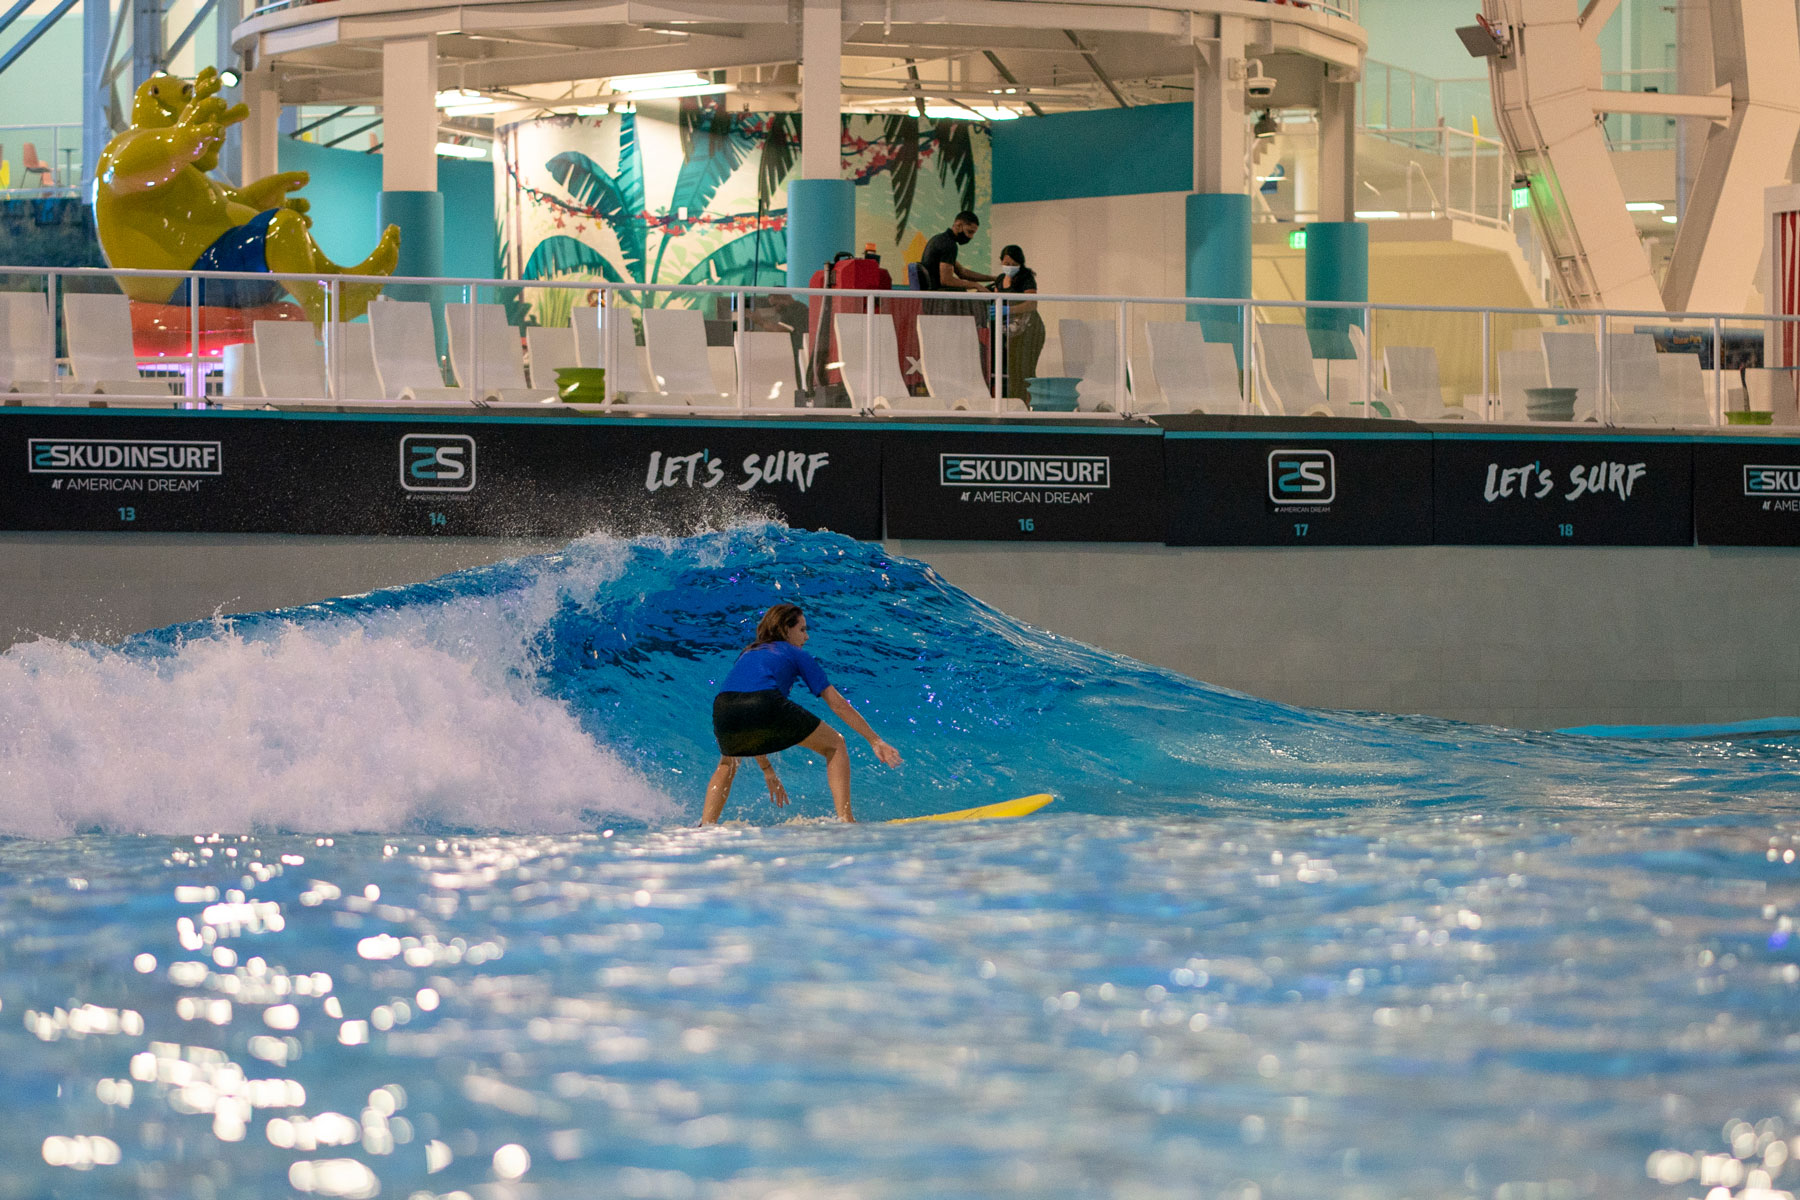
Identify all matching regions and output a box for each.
[720,641,831,699]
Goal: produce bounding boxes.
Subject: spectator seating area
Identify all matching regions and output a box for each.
[0,288,1762,424]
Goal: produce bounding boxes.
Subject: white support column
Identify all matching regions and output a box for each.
[1192,16,1247,195]
[216,0,242,184]
[800,0,840,180]
[382,35,438,193]
[82,0,110,191]
[1317,76,1355,224]
[240,65,280,186]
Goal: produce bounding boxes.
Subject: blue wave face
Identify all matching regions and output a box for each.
[32,521,1784,832]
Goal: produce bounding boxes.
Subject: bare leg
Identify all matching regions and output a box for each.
[701,756,740,825]
[799,724,854,822]
[265,210,401,325]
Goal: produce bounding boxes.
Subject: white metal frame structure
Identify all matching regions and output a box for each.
[1479,0,1800,314]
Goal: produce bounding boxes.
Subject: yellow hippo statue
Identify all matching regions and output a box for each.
[96,67,400,323]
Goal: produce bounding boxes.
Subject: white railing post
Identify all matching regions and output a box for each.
[601,286,615,404]
[1361,305,1374,416]
[1115,299,1128,414]
[464,283,478,402]
[862,291,874,411]
[735,288,748,411]
[46,268,59,400]
[188,269,202,402]
[1480,308,1491,419]
[1440,120,1451,219]
[1241,301,1253,416]
[991,286,1004,412]
[1596,317,1610,425]
[327,278,340,402]
[1468,131,1478,222]
[1711,316,1724,425]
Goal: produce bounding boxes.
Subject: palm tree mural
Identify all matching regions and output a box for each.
[508,100,984,317]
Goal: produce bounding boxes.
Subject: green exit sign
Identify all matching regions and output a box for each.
[1512,184,1531,210]
[1288,229,1307,250]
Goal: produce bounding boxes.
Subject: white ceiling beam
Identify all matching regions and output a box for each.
[1589,88,1731,120]
[1578,0,1621,33]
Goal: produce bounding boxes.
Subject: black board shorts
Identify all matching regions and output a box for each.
[713,689,822,758]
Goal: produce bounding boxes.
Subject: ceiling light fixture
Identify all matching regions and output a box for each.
[435,89,511,115]
[1253,110,1280,139]
[921,104,1020,121]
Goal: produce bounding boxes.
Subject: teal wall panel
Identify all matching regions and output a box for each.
[991,104,1191,204]
[278,140,494,280]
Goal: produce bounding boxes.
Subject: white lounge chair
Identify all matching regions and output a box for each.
[1497,349,1548,422]
[1383,346,1448,415]
[917,314,994,410]
[0,290,54,394]
[1658,353,1716,426]
[253,321,330,400]
[62,292,175,398]
[324,323,385,401]
[643,306,731,406]
[445,302,559,406]
[1144,321,1241,414]
[1598,333,1665,424]
[1057,318,1125,411]
[577,302,654,401]
[525,325,577,390]
[1539,331,1599,421]
[1254,323,1337,417]
[737,330,800,406]
[367,300,475,406]
[833,313,911,409]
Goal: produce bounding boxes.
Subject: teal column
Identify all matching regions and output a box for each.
[1184,193,1251,351]
[786,178,855,289]
[377,190,444,349]
[1303,220,1368,358]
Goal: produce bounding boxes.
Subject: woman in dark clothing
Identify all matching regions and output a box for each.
[703,603,902,824]
[995,244,1045,403]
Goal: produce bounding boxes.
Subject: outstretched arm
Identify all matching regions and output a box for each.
[754,756,789,808]
[822,686,903,766]
[229,171,311,211]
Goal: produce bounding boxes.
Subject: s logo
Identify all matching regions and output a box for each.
[1268,449,1335,505]
[400,434,477,492]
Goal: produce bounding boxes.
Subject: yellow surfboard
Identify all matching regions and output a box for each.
[887,793,1054,825]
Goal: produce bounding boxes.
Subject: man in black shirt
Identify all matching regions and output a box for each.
[918,210,993,315]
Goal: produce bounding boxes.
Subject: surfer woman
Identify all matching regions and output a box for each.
[703,603,902,824]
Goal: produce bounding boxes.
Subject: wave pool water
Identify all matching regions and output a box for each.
[2,525,1799,1198]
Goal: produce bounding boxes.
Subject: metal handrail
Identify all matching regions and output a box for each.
[3,262,1792,427]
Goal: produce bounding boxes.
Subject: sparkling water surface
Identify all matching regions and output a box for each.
[3,526,1799,1199]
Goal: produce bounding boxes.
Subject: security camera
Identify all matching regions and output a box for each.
[1245,62,1277,101]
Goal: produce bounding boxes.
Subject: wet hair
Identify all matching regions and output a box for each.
[747,603,806,649]
[1000,244,1025,265]
[954,210,980,227]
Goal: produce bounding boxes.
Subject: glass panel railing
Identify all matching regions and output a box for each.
[0,124,82,194]
[8,264,1800,430]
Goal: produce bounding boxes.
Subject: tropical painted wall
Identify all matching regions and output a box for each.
[496,99,992,325]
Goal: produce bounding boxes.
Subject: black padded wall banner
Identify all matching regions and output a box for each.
[0,413,884,539]
[881,424,1166,541]
[1693,441,1800,546]
[1431,436,1694,545]
[7,412,1795,548]
[1162,433,1432,546]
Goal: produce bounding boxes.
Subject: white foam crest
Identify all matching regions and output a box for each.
[0,620,674,838]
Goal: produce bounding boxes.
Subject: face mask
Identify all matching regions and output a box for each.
[954,230,972,245]
[1001,264,1020,277]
